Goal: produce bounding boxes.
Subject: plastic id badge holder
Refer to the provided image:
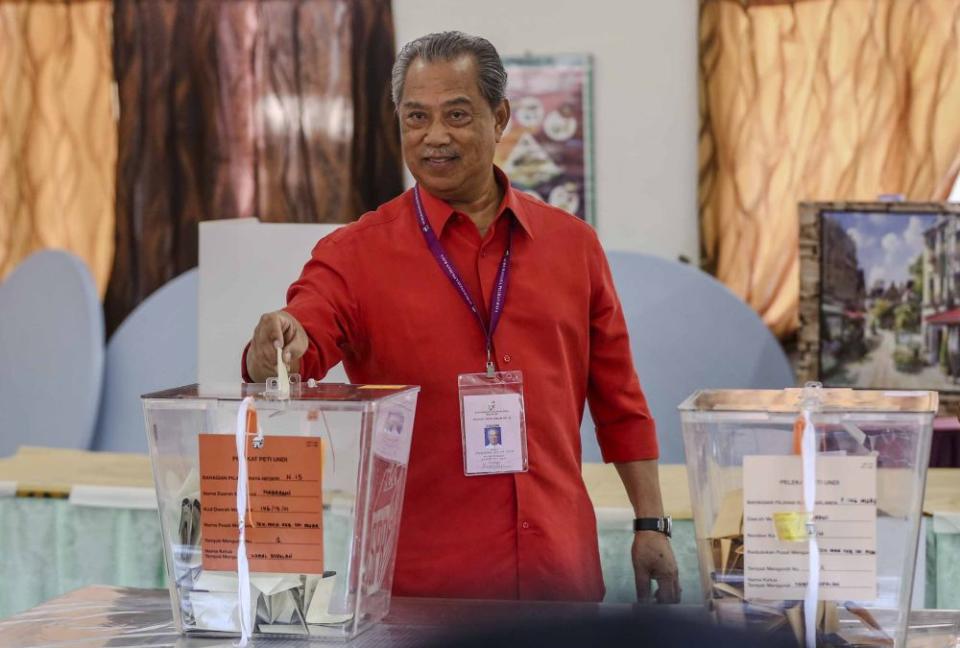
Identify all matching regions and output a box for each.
[458,370,528,476]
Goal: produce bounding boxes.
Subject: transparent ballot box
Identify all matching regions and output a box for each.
[142,383,420,642]
[679,386,937,647]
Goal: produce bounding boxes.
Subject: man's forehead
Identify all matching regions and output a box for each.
[409,53,477,75]
[402,55,482,99]
[402,96,473,109]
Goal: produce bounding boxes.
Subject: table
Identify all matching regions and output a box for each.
[0,451,702,618]
[586,465,960,610]
[2,586,958,648]
[0,497,166,619]
[0,494,702,618]
[3,449,960,619]
[0,586,629,648]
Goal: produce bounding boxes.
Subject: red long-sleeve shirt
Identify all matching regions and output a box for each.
[247,169,657,600]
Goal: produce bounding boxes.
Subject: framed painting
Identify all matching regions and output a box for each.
[797,201,960,411]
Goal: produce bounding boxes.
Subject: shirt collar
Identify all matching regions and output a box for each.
[415,166,535,239]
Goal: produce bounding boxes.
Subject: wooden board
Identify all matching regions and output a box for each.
[0,446,154,496]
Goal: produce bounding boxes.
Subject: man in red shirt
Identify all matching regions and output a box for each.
[245,31,679,603]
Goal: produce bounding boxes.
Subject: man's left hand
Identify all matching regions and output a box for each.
[631,531,680,603]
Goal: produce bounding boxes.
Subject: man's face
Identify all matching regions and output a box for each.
[398,55,510,202]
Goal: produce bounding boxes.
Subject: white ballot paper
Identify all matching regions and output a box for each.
[743,455,877,601]
[461,392,526,475]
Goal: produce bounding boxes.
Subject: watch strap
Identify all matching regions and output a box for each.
[633,516,672,537]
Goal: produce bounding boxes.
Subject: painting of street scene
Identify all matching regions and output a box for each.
[820,210,960,391]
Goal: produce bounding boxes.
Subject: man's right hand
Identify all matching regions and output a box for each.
[246,311,308,382]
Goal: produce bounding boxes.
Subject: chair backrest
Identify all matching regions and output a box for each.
[92,269,198,453]
[0,250,104,456]
[581,252,794,464]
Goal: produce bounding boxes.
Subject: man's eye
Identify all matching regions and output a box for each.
[406,112,426,122]
[449,111,467,120]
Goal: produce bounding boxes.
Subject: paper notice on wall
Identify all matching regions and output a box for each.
[743,455,877,601]
[199,434,323,574]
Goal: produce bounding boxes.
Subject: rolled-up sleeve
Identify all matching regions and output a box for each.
[585,233,659,463]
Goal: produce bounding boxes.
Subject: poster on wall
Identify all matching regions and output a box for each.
[494,54,594,224]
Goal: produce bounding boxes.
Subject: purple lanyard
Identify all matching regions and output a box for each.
[413,185,512,377]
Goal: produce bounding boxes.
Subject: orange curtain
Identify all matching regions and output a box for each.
[699,0,960,338]
[0,0,116,296]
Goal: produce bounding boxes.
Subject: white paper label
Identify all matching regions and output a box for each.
[462,393,525,474]
[743,455,877,601]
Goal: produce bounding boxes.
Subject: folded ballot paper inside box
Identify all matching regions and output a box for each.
[142,382,420,642]
[679,387,937,647]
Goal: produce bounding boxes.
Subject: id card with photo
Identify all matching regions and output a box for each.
[458,371,528,475]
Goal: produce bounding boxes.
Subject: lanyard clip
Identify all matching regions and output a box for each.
[486,345,495,378]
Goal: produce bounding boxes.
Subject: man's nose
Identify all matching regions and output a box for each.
[424,118,451,146]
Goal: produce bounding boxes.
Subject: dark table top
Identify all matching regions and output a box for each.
[3,586,958,647]
[0,586,639,648]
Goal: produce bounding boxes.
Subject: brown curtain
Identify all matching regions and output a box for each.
[699,0,960,338]
[106,0,402,333]
[0,0,116,296]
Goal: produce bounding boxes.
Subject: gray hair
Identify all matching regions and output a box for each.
[391,31,507,110]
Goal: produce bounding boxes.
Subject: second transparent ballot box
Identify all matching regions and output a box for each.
[142,383,420,642]
[679,387,936,647]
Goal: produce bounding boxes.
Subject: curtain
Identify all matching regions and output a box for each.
[699,0,960,338]
[105,0,402,333]
[0,0,116,296]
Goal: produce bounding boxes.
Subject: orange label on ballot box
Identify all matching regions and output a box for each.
[198,433,324,574]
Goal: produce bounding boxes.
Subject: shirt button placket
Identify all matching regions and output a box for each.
[516,475,528,598]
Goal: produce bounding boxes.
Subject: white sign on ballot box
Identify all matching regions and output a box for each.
[743,455,878,601]
[198,219,346,384]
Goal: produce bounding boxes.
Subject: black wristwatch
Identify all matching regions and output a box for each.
[634,516,672,538]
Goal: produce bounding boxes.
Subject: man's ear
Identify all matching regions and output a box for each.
[494,98,511,143]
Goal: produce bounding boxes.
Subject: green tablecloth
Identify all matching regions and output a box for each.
[0,497,952,619]
[0,498,166,619]
[598,516,701,605]
[0,497,701,619]
[927,514,960,609]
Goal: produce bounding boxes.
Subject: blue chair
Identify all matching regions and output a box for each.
[0,250,104,456]
[581,252,794,464]
[92,269,198,453]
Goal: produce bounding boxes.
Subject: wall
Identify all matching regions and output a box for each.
[198,220,347,384]
[392,0,699,262]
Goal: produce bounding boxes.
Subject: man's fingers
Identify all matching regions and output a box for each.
[254,314,283,347]
[278,315,308,361]
[634,569,652,602]
[248,315,277,376]
[248,311,307,381]
[279,313,302,344]
[270,315,285,348]
[654,573,681,604]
